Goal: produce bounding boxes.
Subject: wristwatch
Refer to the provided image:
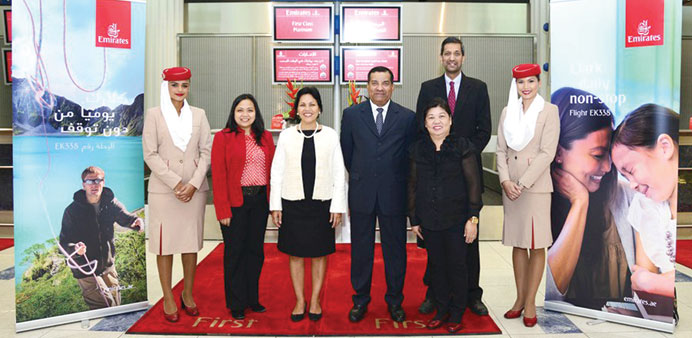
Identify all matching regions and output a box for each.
[469,216,479,225]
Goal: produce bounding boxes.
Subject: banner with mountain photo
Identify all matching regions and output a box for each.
[11,0,147,332]
[546,0,680,333]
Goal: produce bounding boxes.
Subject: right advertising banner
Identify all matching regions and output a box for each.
[547,0,681,333]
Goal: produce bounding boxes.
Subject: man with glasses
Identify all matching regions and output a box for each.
[59,166,142,309]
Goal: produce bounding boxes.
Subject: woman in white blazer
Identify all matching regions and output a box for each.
[270,87,347,322]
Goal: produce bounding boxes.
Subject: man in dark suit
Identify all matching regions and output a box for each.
[341,66,417,323]
[415,37,491,316]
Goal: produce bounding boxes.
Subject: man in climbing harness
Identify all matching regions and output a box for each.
[59,166,143,309]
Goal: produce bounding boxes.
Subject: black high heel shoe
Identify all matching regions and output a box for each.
[308,311,323,321]
[291,311,306,322]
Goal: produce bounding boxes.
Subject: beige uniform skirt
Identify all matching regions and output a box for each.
[502,191,552,249]
[147,191,207,255]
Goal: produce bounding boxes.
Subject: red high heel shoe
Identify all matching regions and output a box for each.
[163,308,179,323]
[180,295,199,316]
[446,322,463,333]
[523,315,537,327]
[426,313,449,329]
[503,307,524,319]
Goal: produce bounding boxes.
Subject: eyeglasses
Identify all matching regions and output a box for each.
[83,179,104,185]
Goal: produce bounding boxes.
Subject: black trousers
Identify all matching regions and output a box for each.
[350,205,407,307]
[423,222,483,302]
[220,188,269,311]
[422,224,468,322]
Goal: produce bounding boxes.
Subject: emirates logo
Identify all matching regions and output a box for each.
[95,0,131,49]
[98,22,129,46]
[637,20,651,36]
[625,0,663,48]
[627,18,661,45]
[107,23,120,38]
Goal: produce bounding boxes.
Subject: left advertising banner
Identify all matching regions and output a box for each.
[12,0,147,332]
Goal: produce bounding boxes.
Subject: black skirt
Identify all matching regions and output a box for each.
[278,198,334,257]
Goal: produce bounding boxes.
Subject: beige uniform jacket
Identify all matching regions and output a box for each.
[496,102,560,193]
[142,106,212,193]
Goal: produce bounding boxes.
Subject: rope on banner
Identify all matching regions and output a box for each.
[22,0,54,110]
[21,0,115,307]
[62,0,108,93]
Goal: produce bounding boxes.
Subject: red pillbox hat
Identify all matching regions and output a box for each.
[512,64,540,79]
[162,67,191,81]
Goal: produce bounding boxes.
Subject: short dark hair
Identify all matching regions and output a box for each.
[440,36,465,56]
[367,66,394,83]
[420,97,451,134]
[612,103,679,149]
[294,86,323,122]
[81,166,105,181]
[224,93,265,146]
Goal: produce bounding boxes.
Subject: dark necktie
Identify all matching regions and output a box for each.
[448,81,456,116]
[376,107,384,135]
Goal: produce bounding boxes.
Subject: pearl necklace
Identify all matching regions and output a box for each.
[297,121,319,139]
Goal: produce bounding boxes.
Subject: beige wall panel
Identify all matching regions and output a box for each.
[180,36,254,129]
[0,76,9,127]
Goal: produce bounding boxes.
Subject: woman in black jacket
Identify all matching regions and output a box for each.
[408,97,482,333]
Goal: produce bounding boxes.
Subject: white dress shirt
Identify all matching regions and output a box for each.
[444,73,462,98]
[369,100,391,123]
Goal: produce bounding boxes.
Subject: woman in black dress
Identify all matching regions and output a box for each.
[269,87,347,322]
[408,97,482,333]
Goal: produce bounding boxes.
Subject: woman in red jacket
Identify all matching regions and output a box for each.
[211,93,275,320]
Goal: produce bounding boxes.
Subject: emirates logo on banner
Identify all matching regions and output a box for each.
[637,20,651,36]
[625,0,664,48]
[107,23,120,38]
[95,0,131,49]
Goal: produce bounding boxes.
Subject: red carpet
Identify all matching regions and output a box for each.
[677,240,692,268]
[128,243,501,335]
[0,238,13,251]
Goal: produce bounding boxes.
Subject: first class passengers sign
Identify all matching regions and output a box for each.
[273,5,334,43]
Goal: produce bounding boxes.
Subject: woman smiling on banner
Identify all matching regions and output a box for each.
[545,87,635,312]
[142,67,212,322]
[496,64,559,327]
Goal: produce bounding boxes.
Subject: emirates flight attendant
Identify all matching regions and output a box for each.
[496,64,559,327]
[143,67,212,322]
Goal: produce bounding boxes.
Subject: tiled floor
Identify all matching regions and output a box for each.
[1,239,691,337]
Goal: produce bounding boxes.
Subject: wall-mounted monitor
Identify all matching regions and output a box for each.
[273,5,334,43]
[2,48,11,84]
[272,47,334,85]
[2,9,10,45]
[340,5,401,44]
[340,46,402,85]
